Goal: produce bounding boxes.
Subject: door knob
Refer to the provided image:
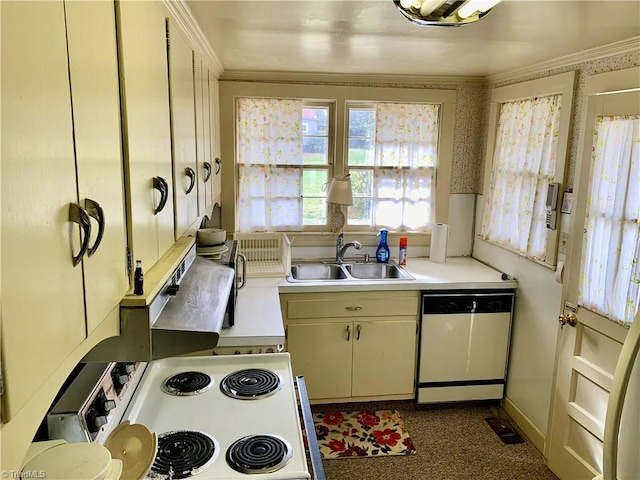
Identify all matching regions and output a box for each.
[559,311,578,328]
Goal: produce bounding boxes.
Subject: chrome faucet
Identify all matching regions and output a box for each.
[335,232,362,263]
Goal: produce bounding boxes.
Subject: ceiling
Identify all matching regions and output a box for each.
[187,0,640,79]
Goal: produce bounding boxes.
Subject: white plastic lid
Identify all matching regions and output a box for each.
[22,442,112,480]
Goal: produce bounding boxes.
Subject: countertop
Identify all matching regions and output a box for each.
[216,257,517,348]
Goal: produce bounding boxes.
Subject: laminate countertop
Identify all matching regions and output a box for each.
[216,256,517,349]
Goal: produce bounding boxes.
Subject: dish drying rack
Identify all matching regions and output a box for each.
[233,233,291,278]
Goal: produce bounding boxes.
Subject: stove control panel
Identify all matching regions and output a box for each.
[47,361,145,444]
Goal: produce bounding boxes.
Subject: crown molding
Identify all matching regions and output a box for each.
[487,36,640,85]
[219,70,486,86]
[159,0,224,78]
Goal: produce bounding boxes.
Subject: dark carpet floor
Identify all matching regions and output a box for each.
[310,400,559,480]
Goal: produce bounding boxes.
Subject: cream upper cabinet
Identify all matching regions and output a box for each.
[209,71,222,206]
[117,0,175,269]
[194,54,212,213]
[1,0,126,421]
[1,0,85,422]
[281,291,419,402]
[167,20,198,239]
[65,0,128,335]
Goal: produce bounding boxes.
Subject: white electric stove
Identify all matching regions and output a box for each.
[117,353,312,480]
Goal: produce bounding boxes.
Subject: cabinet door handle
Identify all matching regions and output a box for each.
[345,306,363,311]
[84,198,105,257]
[69,203,92,267]
[153,176,169,215]
[185,167,196,194]
[214,157,221,174]
[237,253,247,290]
[356,323,361,340]
[203,162,212,182]
[346,325,351,341]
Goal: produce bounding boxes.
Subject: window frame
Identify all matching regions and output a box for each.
[480,72,576,268]
[219,82,456,242]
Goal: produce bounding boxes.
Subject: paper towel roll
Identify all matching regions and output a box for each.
[430,223,449,263]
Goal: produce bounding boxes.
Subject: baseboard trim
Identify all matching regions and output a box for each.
[503,397,546,454]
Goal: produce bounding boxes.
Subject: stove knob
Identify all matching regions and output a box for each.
[86,408,108,433]
[115,372,129,386]
[166,284,180,295]
[102,399,116,413]
[123,363,135,374]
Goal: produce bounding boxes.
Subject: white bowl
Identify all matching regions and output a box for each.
[197,228,226,246]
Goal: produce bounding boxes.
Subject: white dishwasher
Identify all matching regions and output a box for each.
[417,290,515,403]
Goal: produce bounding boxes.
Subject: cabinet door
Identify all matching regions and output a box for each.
[65,0,128,335]
[167,21,198,239]
[117,1,174,269]
[208,71,222,205]
[287,322,352,400]
[194,54,211,213]
[352,320,417,397]
[1,0,85,420]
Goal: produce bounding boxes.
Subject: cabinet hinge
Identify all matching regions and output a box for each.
[126,247,133,275]
[165,20,170,48]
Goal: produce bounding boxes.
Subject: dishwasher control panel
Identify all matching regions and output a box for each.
[422,291,515,315]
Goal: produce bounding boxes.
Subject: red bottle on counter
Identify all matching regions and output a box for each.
[399,237,407,265]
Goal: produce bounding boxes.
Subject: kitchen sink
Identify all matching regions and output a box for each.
[289,263,348,281]
[344,262,413,280]
[287,261,413,282]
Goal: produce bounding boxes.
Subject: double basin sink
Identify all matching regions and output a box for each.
[287,260,414,282]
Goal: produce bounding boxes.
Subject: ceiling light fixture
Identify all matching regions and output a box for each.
[394,0,502,27]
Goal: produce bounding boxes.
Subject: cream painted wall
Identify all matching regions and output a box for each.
[474,196,563,443]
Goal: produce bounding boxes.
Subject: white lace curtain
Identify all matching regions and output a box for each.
[579,115,640,325]
[480,95,562,261]
[236,98,303,232]
[373,103,439,230]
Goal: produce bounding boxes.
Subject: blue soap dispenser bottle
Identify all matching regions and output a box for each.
[376,229,390,263]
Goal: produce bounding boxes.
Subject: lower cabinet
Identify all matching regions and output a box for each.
[281,291,419,402]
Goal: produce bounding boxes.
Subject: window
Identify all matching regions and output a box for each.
[579,115,640,325]
[479,72,575,267]
[480,94,562,261]
[236,98,333,232]
[236,97,440,233]
[222,82,456,236]
[347,103,439,230]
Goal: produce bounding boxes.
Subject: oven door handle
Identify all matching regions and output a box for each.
[295,375,326,480]
[237,252,247,289]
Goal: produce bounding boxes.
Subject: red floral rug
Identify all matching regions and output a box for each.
[312,410,416,459]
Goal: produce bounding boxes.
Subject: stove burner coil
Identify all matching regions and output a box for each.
[149,430,217,480]
[220,369,283,399]
[161,371,212,396]
[226,434,293,474]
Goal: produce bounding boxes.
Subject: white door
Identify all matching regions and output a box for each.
[547,72,640,479]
